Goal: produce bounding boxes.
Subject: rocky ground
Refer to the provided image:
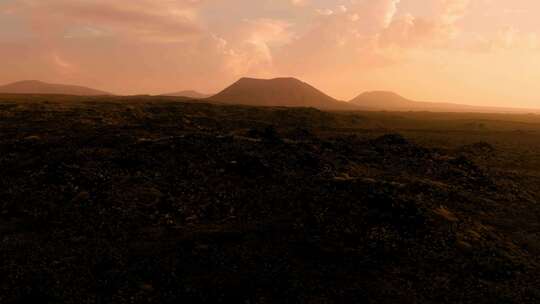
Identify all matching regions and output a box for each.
[0,99,539,303]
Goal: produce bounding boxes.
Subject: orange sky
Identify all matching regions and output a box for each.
[1,0,540,107]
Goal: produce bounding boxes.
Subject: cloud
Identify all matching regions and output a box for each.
[273,0,403,77]
[5,0,205,43]
[316,8,334,16]
[470,26,540,52]
[0,0,236,93]
[438,0,471,25]
[290,0,309,7]
[202,18,293,78]
[0,0,473,84]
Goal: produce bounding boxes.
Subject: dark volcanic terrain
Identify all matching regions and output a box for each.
[0,95,539,303]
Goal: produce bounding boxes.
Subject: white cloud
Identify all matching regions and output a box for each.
[290,0,309,7]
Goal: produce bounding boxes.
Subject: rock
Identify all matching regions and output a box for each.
[371,133,409,146]
[140,283,154,292]
[460,142,496,155]
[71,191,90,204]
[456,240,473,251]
[247,125,282,142]
[433,206,459,222]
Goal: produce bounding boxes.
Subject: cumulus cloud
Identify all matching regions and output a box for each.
[290,0,469,56]
[470,26,540,52]
[438,0,471,25]
[4,0,205,43]
[290,0,309,7]
[205,18,293,78]
[379,0,474,48]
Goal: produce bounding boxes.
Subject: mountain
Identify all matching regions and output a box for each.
[350,91,418,109]
[0,80,112,96]
[208,77,358,110]
[350,91,538,113]
[161,90,211,99]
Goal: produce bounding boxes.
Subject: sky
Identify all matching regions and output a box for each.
[1,0,540,107]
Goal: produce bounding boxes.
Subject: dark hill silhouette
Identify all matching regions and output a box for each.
[161,90,211,99]
[350,91,417,109]
[0,80,111,96]
[208,77,358,110]
[350,91,538,113]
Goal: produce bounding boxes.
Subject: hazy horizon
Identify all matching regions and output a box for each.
[2,0,540,108]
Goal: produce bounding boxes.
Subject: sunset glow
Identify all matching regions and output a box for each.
[1,0,540,107]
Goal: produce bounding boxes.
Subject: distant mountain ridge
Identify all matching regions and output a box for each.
[350,91,416,109]
[0,80,111,96]
[207,77,358,110]
[161,90,211,99]
[350,91,538,113]
[3,78,537,113]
